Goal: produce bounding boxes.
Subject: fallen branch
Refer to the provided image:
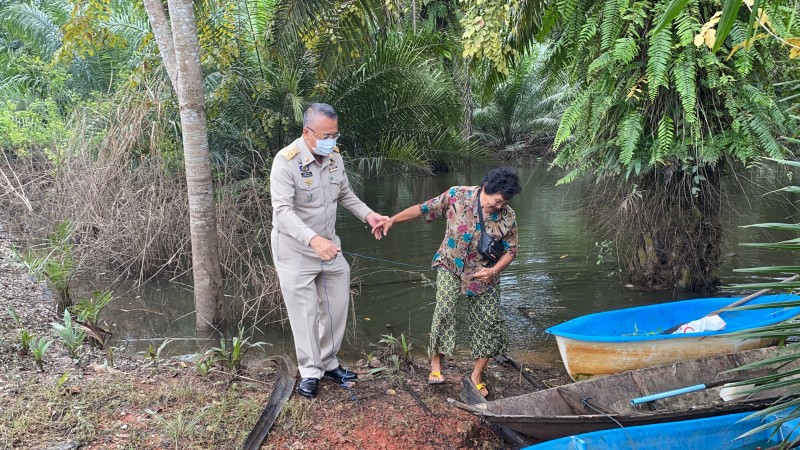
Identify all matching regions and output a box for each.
[496,354,546,390]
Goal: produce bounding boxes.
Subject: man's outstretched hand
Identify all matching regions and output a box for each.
[366,212,391,240]
[371,219,394,238]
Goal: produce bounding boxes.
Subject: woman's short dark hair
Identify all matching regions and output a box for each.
[482,167,522,200]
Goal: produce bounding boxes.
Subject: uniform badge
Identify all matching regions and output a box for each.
[328,166,338,173]
[299,164,312,178]
[304,178,315,186]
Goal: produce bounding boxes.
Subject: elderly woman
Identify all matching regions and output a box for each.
[372,167,521,396]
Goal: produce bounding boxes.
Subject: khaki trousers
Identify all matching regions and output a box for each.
[271,229,351,378]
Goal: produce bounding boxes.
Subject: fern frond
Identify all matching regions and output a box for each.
[556,164,591,185]
[646,28,672,98]
[554,88,592,149]
[673,6,699,47]
[653,114,673,164]
[612,37,638,63]
[673,48,697,124]
[600,0,621,50]
[744,114,784,159]
[617,110,643,165]
[588,53,613,73]
[578,16,600,50]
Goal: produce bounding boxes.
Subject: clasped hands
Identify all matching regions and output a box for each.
[371,217,394,238]
[310,211,391,261]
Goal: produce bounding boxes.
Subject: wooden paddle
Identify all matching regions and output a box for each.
[661,274,799,335]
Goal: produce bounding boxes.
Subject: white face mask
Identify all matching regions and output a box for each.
[314,138,337,156]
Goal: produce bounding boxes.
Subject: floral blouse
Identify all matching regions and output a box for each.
[420,186,518,296]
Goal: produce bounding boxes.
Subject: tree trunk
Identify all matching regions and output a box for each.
[462,62,473,140]
[144,0,225,329]
[588,167,722,293]
[142,0,178,88]
[627,169,722,292]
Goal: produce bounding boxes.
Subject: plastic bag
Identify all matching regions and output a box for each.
[671,314,727,334]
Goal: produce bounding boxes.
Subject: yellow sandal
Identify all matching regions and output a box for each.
[474,382,489,397]
[427,371,445,385]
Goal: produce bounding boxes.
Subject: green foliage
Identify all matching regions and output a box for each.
[195,356,213,377]
[51,309,86,361]
[19,329,34,355]
[17,220,76,308]
[325,32,480,173]
[29,336,53,370]
[366,332,413,378]
[378,332,412,363]
[0,99,69,156]
[202,330,268,374]
[473,47,567,151]
[725,159,800,445]
[616,111,643,166]
[71,290,114,328]
[146,405,211,448]
[144,338,173,369]
[7,307,32,355]
[460,0,522,74]
[595,240,613,265]
[546,0,798,184]
[367,354,401,377]
[7,306,21,327]
[646,28,672,98]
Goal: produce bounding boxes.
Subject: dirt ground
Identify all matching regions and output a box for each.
[0,227,570,450]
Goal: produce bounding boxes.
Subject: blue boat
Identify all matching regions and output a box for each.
[523,408,800,450]
[546,293,800,380]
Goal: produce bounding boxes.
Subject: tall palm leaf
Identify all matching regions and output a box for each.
[473,47,567,150]
[326,32,485,172]
[0,0,68,59]
[717,158,800,444]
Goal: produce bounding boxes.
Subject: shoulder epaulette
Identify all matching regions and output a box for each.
[333,146,340,153]
[279,146,299,161]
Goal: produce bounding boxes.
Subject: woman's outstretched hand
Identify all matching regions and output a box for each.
[371,218,394,238]
[366,212,391,240]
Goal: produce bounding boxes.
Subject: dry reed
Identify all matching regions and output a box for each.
[0,82,285,330]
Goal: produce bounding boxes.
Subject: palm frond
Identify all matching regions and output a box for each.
[0,2,63,58]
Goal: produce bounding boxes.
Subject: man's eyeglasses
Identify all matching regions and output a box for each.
[306,127,340,140]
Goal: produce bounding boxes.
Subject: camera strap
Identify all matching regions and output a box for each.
[476,188,488,237]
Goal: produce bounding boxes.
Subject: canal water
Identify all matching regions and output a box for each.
[101,163,800,366]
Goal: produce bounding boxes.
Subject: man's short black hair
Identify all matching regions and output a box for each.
[482,167,522,201]
[304,103,338,126]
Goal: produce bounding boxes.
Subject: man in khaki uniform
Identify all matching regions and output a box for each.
[270,103,388,398]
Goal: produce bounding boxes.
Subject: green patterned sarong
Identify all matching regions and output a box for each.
[430,269,507,359]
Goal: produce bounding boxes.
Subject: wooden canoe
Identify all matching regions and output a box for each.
[451,346,800,443]
[545,293,800,380]
[522,408,800,449]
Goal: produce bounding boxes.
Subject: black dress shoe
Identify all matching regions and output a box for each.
[324,366,358,382]
[297,377,320,398]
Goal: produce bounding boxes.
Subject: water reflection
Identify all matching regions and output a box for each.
[102,163,800,367]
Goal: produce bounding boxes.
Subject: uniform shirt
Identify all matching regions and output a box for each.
[421,186,518,296]
[270,137,373,246]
